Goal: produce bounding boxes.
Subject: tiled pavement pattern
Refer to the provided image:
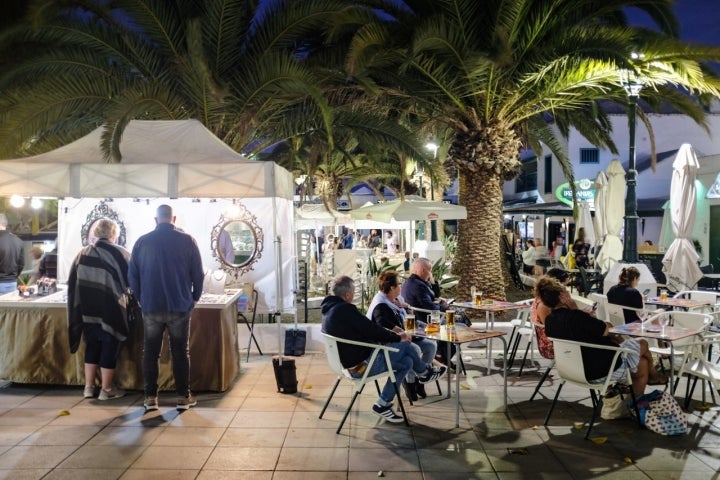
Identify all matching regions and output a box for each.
[0,350,719,479]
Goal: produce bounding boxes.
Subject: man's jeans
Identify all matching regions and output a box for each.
[143,311,192,398]
[0,282,16,294]
[363,341,428,404]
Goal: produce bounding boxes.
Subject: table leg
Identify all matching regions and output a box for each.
[455,343,462,427]
[486,312,495,373]
[499,336,508,413]
[446,341,452,399]
[669,342,676,396]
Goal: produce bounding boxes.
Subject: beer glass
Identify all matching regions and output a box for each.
[445,309,456,328]
[404,314,416,331]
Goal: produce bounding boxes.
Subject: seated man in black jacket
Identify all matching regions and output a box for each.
[322,275,446,423]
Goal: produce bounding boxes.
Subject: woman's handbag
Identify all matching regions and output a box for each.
[601,385,630,420]
[630,389,688,436]
[126,290,143,326]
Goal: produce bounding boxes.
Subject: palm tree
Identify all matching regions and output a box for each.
[0,0,368,160]
[346,0,720,299]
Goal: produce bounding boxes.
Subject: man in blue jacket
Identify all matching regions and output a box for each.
[129,205,204,412]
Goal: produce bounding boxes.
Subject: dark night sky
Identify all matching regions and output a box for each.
[628,0,720,46]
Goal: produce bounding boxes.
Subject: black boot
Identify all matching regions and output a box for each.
[415,381,426,399]
[403,380,418,401]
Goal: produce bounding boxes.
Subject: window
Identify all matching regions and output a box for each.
[516,157,537,193]
[579,148,599,164]
[544,155,552,193]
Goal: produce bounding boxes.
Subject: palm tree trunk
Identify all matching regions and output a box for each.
[455,169,505,301]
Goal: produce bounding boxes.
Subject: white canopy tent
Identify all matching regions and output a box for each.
[0,120,295,314]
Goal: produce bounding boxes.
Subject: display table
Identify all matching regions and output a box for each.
[0,288,241,392]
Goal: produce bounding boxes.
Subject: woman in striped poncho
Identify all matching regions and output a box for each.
[67,219,131,401]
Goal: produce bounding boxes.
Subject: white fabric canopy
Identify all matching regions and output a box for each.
[349,195,467,223]
[1,120,296,314]
[0,120,294,200]
[662,144,703,292]
[595,160,625,273]
[592,171,608,257]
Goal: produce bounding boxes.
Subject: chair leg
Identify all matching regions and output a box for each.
[457,355,467,376]
[392,381,410,427]
[685,377,698,410]
[529,363,553,401]
[319,377,341,419]
[544,382,564,426]
[435,380,442,396]
[517,341,532,376]
[337,390,362,434]
[374,380,382,397]
[585,392,601,440]
[507,334,522,367]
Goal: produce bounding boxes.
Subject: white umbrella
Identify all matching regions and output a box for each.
[592,171,608,257]
[658,200,674,251]
[575,200,596,251]
[349,195,467,223]
[662,144,703,292]
[595,160,625,274]
[294,203,351,229]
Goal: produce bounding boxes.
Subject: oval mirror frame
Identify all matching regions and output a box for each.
[210,203,264,278]
[80,201,127,247]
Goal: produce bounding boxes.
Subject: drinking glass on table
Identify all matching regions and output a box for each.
[404,314,416,331]
[445,309,456,328]
[658,314,670,337]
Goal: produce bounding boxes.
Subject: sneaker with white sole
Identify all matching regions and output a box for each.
[371,403,404,423]
[176,395,197,410]
[418,365,448,384]
[83,386,95,399]
[144,396,159,411]
[98,386,125,401]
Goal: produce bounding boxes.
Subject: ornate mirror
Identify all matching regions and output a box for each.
[81,201,127,247]
[211,202,264,278]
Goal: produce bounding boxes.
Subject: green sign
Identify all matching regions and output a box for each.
[555,178,595,207]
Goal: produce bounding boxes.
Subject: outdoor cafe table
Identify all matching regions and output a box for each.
[410,325,507,427]
[609,321,704,394]
[645,296,713,311]
[454,300,525,371]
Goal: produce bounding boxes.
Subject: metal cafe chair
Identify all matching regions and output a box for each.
[319,333,409,434]
[544,337,640,439]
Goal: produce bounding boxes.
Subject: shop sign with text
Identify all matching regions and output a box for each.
[555,178,595,207]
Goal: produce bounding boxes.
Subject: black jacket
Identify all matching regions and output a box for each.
[0,230,24,283]
[401,273,444,322]
[321,295,399,368]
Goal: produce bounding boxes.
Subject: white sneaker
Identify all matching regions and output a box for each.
[98,386,126,401]
[83,386,95,398]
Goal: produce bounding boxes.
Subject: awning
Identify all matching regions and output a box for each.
[503,198,665,217]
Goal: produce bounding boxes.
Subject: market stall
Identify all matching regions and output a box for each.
[0,120,296,389]
[0,289,241,391]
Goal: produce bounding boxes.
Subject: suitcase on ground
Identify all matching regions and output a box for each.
[272,355,298,394]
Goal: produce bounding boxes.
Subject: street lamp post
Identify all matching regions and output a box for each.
[619,58,644,263]
[415,166,426,241]
[425,142,440,241]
